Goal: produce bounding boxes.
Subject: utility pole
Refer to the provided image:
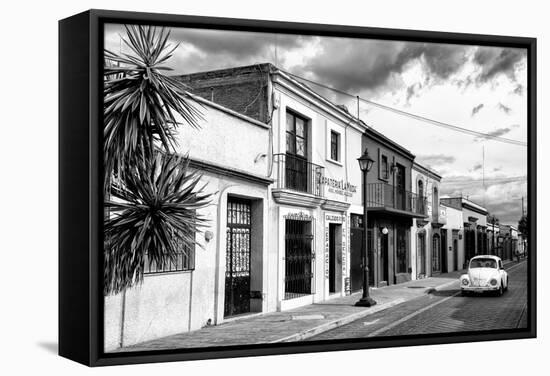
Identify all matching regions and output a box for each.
[522,196,525,216]
[482,145,486,207]
[491,216,496,255]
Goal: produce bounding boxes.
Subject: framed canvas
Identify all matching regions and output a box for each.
[59,9,536,366]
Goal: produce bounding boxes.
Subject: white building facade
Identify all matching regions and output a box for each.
[410,163,446,278]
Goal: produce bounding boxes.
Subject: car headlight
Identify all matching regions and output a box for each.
[490,278,498,286]
[462,279,469,286]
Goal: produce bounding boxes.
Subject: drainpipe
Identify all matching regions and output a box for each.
[119,289,126,348]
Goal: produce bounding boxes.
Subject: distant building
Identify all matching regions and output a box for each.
[440,197,488,268]
[499,224,519,260]
[486,218,500,256]
[441,203,465,272]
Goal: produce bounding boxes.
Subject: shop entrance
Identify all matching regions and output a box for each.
[224,198,252,317]
[284,219,314,300]
[350,214,363,291]
[328,223,342,294]
[380,233,389,284]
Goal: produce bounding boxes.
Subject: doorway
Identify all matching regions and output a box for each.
[453,238,458,271]
[224,198,252,317]
[284,219,314,300]
[380,233,389,284]
[328,223,342,294]
[432,233,441,273]
[417,233,426,277]
[350,215,363,292]
[441,230,448,273]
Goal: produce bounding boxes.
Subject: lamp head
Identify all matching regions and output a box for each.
[357,148,375,172]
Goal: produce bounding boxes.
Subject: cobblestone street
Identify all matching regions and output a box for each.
[307,260,528,340]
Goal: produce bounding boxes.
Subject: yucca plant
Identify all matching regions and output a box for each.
[103,25,212,296]
[103,25,202,190]
[104,153,211,295]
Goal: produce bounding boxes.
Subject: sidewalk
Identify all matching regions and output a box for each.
[117,269,468,352]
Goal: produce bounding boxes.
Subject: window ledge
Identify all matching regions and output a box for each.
[326,158,343,167]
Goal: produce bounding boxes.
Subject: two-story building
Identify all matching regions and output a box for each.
[362,133,428,286]
[410,163,445,278]
[104,95,272,351]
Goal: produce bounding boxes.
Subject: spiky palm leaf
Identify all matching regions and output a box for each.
[104,153,211,295]
[103,25,202,191]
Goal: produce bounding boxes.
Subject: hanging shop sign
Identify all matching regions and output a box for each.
[319,176,357,197]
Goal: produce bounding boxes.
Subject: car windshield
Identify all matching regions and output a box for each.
[470,258,497,269]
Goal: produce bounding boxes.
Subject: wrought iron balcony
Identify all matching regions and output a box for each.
[273,154,325,197]
[365,182,427,217]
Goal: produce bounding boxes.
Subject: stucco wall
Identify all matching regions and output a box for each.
[174,101,269,177]
[442,204,465,270]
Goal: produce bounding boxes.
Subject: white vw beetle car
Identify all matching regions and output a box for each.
[460,255,508,296]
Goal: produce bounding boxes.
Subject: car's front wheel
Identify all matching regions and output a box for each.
[461,290,468,297]
[496,284,503,296]
[504,277,509,291]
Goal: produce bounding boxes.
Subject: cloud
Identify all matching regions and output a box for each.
[513,84,524,96]
[104,24,308,75]
[471,103,484,116]
[300,40,470,93]
[416,154,456,166]
[406,82,423,103]
[476,126,514,141]
[170,28,305,59]
[473,47,527,83]
[497,102,512,114]
[472,163,483,171]
[440,177,526,223]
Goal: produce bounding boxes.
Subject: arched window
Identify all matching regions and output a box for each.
[432,186,439,220]
[417,179,425,213]
[417,179,424,197]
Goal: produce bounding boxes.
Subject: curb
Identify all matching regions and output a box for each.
[270,298,406,343]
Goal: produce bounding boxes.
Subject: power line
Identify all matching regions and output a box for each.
[442,176,527,184]
[282,70,527,147]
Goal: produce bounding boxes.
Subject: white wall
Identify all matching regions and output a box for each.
[175,101,269,177]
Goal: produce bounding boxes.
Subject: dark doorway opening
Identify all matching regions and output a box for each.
[381,233,389,284]
[453,237,458,271]
[441,230,448,273]
[284,219,313,300]
[418,233,426,277]
[350,215,363,292]
[328,223,342,294]
[224,198,252,317]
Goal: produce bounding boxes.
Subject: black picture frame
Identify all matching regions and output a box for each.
[59,9,537,367]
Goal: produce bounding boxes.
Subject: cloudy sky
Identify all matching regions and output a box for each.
[105,24,528,224]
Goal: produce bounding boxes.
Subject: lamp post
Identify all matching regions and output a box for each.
[355,148,377,307]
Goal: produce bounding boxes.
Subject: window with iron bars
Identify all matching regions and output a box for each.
[144,233,195,274]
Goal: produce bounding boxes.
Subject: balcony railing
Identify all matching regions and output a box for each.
[273,154,324,197]
[366,182,427,216]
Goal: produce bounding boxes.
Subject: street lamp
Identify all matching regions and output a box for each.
[355,148,377,307]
